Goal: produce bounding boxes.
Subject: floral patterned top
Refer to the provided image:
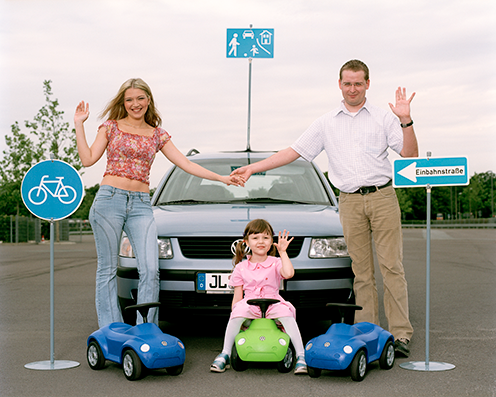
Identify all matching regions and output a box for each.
[100,120,171,185]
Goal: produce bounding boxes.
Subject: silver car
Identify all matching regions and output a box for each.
[117,151,353,323]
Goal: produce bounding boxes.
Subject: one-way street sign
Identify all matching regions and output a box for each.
[393,156,469,188]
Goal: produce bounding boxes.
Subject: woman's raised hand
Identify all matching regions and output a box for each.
[74,101,90,124]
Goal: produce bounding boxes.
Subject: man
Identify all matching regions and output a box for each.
[231,59,417,357]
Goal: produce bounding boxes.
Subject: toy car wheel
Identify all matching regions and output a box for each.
[122,349,143,381]
[379,340,395,370]
[276,342,295,373]
[166,364,183,376]
[231,343,248,371]
[350,349,367,382]
[307,366,322,378]
[87,341,106,370]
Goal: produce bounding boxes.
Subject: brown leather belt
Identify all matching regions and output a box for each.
[352,180,392,195]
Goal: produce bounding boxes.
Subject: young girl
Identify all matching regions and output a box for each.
[74,78,241,327]
[210,219,307,374]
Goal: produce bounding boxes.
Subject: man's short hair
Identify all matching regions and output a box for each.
[339,60,369,81]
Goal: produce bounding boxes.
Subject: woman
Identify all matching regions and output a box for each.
[74,78,241,327]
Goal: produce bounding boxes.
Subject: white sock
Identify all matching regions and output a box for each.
[278,316,305,358]
[221,317,246,356]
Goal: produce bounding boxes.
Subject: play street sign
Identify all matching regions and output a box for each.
[393,156,469,188]
[226,28,274,58]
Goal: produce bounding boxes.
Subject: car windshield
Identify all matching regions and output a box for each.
[155,158,334,206]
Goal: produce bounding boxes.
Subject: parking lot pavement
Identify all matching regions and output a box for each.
[0,230,495,397]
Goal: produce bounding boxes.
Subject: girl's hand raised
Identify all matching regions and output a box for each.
[74,101,90,125]
[274,229,294,254]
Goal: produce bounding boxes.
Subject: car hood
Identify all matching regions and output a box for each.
[153,204,343,237]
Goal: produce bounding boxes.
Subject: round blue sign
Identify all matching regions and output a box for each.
[21,160,84,221]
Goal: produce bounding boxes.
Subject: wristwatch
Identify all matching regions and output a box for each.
[400,120,414,128]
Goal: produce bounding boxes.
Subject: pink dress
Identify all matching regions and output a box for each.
[229,256,296,320]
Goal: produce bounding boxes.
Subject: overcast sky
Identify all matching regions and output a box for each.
[1,0,495,188]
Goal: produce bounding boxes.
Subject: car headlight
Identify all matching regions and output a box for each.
[309,237,348,258]
[119,235,173,259]
[158,238,173,259]
[119,235,133,257]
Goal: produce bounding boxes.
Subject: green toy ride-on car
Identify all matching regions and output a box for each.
[231,298,295,373]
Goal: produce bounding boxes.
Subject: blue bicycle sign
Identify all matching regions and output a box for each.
[28,175,77,205]
[22,160,84,221]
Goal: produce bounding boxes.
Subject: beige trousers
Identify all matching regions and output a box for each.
[339,185,413,341]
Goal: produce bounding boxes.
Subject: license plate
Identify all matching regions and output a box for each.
[197,273,234,294]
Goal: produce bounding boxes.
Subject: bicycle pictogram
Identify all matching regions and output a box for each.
[28,175,77,205]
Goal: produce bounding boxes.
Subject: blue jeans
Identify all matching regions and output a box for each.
[89,185,159,327]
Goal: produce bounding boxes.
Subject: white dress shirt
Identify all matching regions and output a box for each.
[291,99,404,193]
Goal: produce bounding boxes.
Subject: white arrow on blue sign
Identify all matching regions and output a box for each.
[393,156,469,188]
[21,160,84,221]
[227,28,274,58]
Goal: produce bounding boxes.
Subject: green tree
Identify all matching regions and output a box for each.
[72,184,99,220]
[459,172,494,218]
[431,187,452,219]
[24,80,81,169]
[0,121,42,185]
[0,80,81,216]
[0,122,42,216]
[395,188,413,219]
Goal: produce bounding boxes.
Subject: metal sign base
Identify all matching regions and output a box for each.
[400,361,455,371]
[24,221,80,371]
[25,360,80,371]
[400,177,455,373]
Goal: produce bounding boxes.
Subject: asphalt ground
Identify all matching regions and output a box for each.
[0,229,495,397]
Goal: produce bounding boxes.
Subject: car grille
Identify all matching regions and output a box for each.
[176,236,304,259]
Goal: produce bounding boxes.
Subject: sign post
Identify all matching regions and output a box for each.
[227,25,274,151]
[393,154,468,372]
[21,158,84,370]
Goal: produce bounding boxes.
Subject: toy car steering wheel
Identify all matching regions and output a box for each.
[124,302,161,323]
[247,298,280,318]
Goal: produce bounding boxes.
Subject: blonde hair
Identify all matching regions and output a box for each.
[233,219,276,266]
[100,78,162,127]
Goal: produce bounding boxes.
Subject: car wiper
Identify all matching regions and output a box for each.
[156,199,219,205]
[227,197,313,205]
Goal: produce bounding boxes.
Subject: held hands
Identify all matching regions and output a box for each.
[221,175,245,187]
[230,165,253,183]
[74,101,90,125]
[388,87,415,122]
[274,230,294,254]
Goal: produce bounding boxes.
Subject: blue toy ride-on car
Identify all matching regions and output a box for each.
[305,303,395,381]
[231,298,295,373]
[87,302,186,381]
